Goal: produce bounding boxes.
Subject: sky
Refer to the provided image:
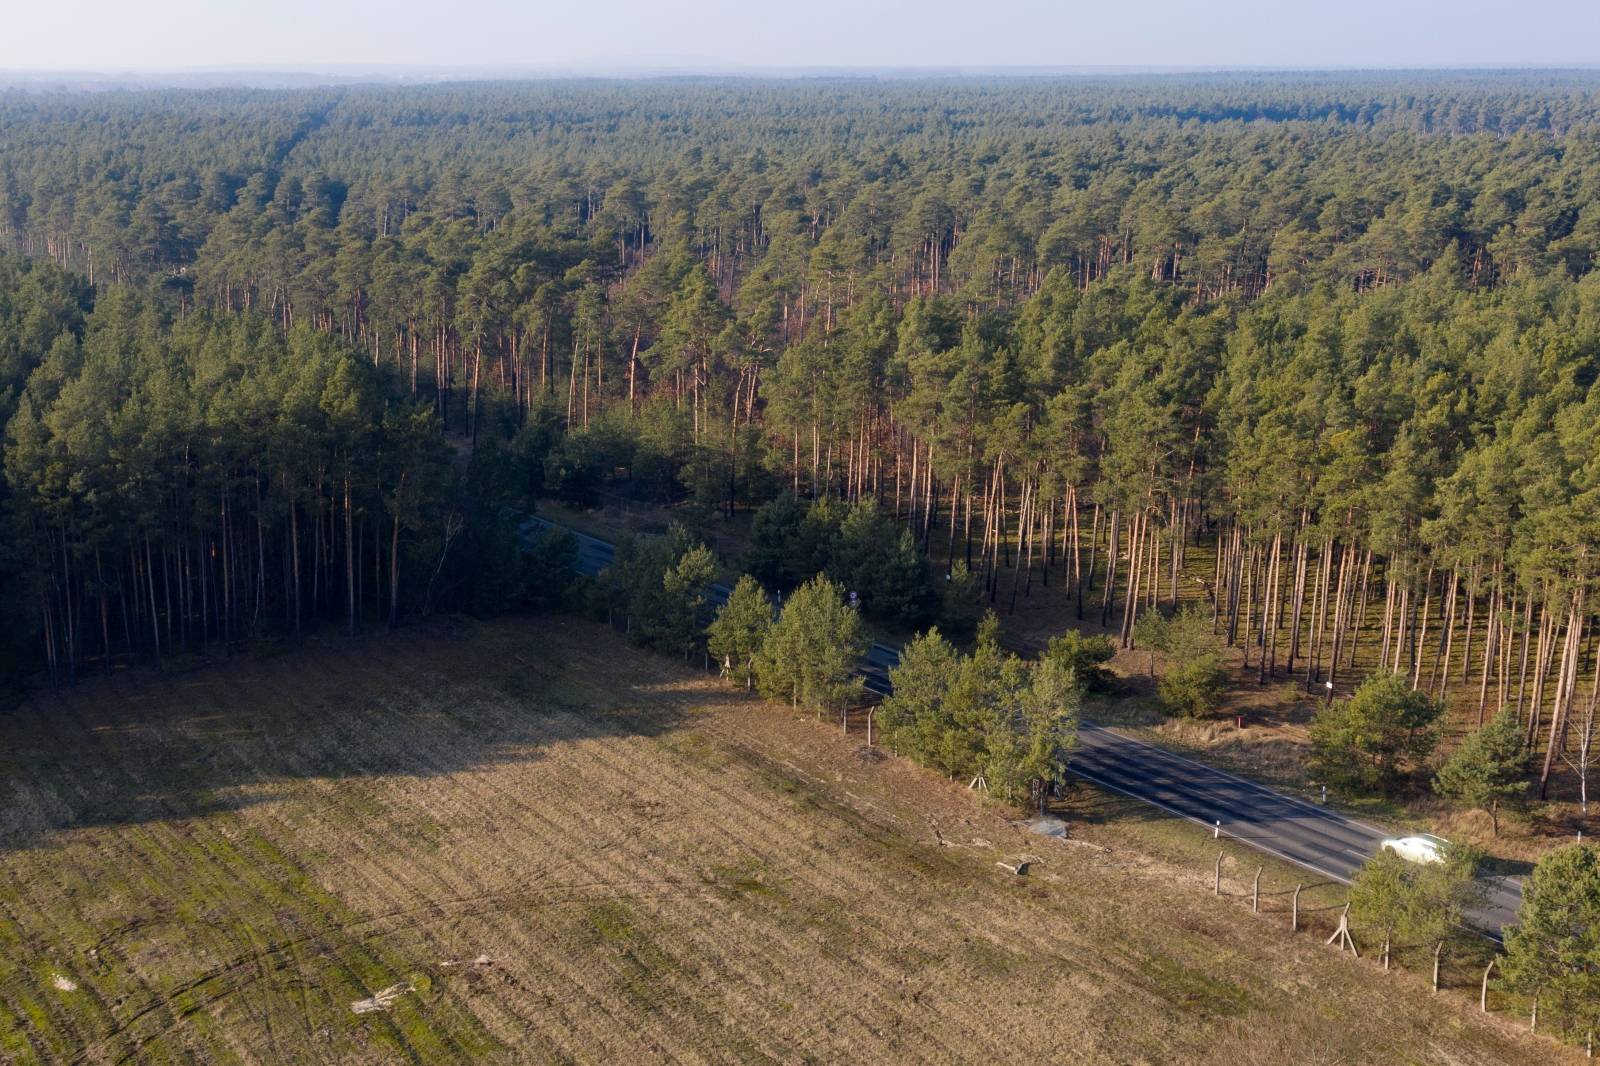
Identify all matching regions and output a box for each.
[4,0,1598,74]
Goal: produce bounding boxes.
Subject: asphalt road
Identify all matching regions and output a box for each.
[521,513,1523,937]
[1070,724,1522,937]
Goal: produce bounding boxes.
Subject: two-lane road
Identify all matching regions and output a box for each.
[521,513,1522,937]
[1071,724,1522,935]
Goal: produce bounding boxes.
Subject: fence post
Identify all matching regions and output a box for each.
[1292,883,1302,932]
[1214,852,1223,896]
[1252,866,1262,913]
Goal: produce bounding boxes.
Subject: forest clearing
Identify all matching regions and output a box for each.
[0,618,1573,1063]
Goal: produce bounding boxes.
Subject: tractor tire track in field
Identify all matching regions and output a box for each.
[0,619,1571,1065]
[360,650,908,1060]
[42,682,409,1065]
[215,634,997,1060]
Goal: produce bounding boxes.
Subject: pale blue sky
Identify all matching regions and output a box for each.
[6,0,1598,73]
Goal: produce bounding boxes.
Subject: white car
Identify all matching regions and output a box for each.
[1379,833,1450,865]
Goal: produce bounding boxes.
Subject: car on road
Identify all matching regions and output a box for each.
[1379,833,1451,865]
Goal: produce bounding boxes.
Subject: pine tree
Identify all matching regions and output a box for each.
[645,545,716,660]
[830,499,934,626]
[880,627,961,768]
[754,575,866,720]
[1503,843,1600,1036]
[1043,629,1116,693]
[1146,604,1229,718]
[1433,709,1527,836]
[1311,672,1444,793]
[1350,845,1482,973]
[707,574,772,689]
[1007,654,1083,815]
[606,526,714,657]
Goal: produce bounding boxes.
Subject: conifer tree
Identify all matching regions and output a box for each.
[1433,710,1528,836]
[754,575,866,719]
[1350,845,1482,973]
[1503,844,1600,1037]
[1311,673,1444,793]
[707,574,772,689]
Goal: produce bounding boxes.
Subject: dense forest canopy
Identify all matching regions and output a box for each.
[1,72,1599,805]
[9,72,1600,298]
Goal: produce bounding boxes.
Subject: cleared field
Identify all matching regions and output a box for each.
[0,618,1572,1063]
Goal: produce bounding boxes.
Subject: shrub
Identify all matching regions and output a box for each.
[1157,654,1229,717]
[1043,629,1116,693]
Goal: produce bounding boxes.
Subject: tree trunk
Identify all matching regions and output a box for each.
[345,473,356,638]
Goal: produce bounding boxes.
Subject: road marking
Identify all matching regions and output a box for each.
[1071,767,1508,942]
[1067,765,1353,886]
[1078,725,1392,838]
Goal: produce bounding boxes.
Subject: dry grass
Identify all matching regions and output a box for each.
[0,616,1572,1063]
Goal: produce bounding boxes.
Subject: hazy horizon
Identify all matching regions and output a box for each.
[4,1,1597,76]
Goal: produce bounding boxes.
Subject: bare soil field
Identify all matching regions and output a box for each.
[0,618,1573,1063]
